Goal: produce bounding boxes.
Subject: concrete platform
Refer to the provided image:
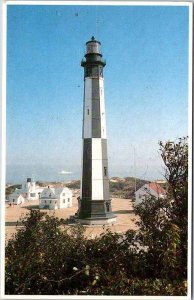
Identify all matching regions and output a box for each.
[77,216,117,226]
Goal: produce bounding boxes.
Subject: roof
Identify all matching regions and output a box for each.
[86,36,101,45]
[146,182,166,195]
[55,187,72,197]
[54,188,65,197]
[10,189,25,196]
[10,193,25,199]
[40,187,72,199]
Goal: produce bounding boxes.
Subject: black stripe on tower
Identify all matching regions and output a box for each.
[92,79,101,138]
[82,80,86,139]
[101,139,110,201]
[80,138,92,218]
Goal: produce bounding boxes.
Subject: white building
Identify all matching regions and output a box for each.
[8,178,44,204]
[9,192,26,205]
[39,186,72,210]
[135,182,166,206]
[21,178,43,200]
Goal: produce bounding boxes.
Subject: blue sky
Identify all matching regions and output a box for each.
[6,4,189,183]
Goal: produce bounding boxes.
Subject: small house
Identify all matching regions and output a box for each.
[39,186,72,210]
[135,182,166,205]
[9,192,26,205]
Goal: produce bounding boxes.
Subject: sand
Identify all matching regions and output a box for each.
[5,196,138,241]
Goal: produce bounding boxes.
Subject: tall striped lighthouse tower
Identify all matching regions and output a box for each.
[78,37,116,225]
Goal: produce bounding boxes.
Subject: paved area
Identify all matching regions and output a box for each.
[5,196,139,241]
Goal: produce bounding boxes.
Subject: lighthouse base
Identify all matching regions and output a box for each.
[77,216,117,226]
[77,198,116,225]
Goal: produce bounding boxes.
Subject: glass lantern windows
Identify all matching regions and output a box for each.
[86,42,100,54]
[85,66,103,78]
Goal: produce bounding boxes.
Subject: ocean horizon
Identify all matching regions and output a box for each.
[6,163,165,185]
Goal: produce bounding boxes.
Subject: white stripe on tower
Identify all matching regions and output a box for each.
[99,77,107,139]
[83,78,92,139]
[80,139,83,199]
[91,76,106,201]
[92,138,104,200]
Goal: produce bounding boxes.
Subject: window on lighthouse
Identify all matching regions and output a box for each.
[87,108,89,115]
[99,67,103,77]
[104,167,107,176]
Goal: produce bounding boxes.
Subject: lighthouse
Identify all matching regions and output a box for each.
[78,37,116,225]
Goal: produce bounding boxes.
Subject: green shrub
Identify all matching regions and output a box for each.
[5,210,187,295]
[134,137,188,280]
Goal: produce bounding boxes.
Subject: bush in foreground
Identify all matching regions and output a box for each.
[5,210,187,295]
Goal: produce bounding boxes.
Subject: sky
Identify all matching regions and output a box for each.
[6,4,189,183]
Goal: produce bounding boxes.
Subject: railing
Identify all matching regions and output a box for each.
[81,58,86,64]
[81,58,106,65]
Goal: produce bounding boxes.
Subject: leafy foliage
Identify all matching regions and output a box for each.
[5,138,188,295]
[5,210,187,295]
[134,137,188,279]
[160,137,188,275]
[110,177,148,199]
